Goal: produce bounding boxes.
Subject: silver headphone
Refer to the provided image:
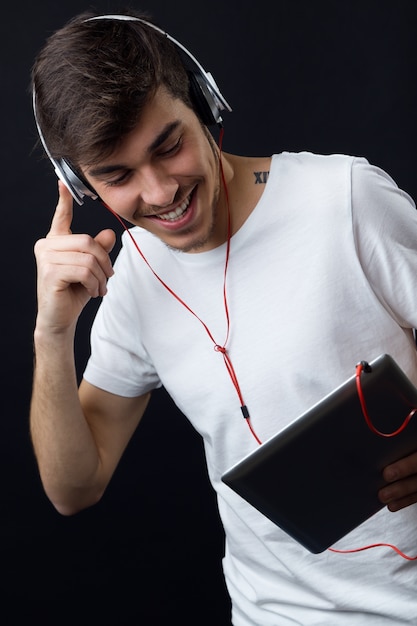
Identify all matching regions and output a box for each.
[33,14,232,205]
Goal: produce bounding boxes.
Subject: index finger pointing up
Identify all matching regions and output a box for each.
[47,181,74,237]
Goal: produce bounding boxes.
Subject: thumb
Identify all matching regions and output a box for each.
[94,228,117,254]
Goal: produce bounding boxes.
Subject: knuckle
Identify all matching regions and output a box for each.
[34,238,47,256]
[78,266,93,282]
[78,233,95,249]
[81,251,99,271]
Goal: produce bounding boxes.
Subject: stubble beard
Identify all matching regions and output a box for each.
[167,128,222,253]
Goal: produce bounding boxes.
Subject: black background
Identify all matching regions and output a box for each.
[2,1,416,624]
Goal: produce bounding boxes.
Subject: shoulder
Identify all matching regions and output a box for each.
[272,152,415,210]
[345,159,416,246]
[274,150,356,170]
[267,151,358,206]
[350,158,415,211]
[271,151,356,189]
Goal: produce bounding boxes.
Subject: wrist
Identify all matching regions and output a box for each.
[33,320,76,349]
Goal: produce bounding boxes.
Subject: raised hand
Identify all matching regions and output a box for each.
[34,182,116,334]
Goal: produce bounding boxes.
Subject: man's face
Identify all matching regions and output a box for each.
[82,87,224,253]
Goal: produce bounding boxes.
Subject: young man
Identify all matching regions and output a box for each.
[31,9,417,625]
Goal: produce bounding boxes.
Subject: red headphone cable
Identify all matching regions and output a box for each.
[329,362,417,560]
[102,127,262,445]
[102,163,417,558]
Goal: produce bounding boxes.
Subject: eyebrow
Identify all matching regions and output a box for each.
[87,120,182,178]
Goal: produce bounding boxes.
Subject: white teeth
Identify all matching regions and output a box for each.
[157,195,190,221]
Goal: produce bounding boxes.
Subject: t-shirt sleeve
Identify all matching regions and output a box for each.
[351,157,417,328]
[83,242,162,397]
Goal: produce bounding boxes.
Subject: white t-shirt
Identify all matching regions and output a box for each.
[84,152,417,625]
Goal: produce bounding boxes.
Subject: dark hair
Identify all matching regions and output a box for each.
[31,9,193,167]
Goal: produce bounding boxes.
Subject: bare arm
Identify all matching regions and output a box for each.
[30,183,149,515]
[31,356,149,515]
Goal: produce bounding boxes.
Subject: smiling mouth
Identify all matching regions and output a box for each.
[153,194,191,222]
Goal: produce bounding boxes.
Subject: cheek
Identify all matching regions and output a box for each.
[99,187,138,221]
[177,134,214,176]
[173,149,202,177]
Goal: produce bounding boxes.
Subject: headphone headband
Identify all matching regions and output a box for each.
[33,13,232,205]
[87,15,232,123]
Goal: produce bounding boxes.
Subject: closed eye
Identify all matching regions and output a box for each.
[157,136,182,157]
[103,170,133,188]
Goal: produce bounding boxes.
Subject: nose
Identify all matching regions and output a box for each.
[140,166,179,209]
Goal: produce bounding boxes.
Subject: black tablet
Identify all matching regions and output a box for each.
[221,354,417,553]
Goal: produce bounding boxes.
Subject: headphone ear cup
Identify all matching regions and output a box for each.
[59,158,99,205]
[188,72,219,126]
